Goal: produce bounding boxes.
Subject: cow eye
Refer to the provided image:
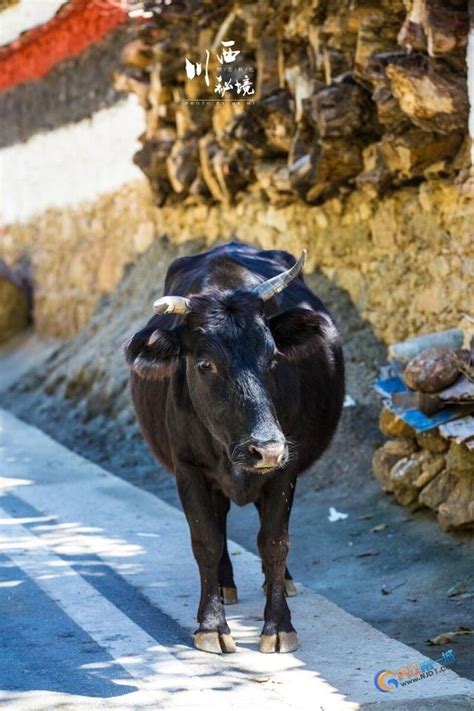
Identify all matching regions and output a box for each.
[196,359,214,372]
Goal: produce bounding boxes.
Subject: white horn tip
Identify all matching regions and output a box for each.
[153,299,171,314]
[152,295,192,315]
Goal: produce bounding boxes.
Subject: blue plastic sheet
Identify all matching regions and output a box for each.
[374,373,473,432]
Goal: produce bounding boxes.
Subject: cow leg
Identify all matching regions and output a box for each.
[176,473,236,654]
[254,501,297,598]
[214,493,238,605]
[257,474,298,654]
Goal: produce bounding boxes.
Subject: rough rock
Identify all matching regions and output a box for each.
[0,259,30,343]
[372,439,418,491]
[379,406,416,439]
[403,347,461,393]
[416,429,449,453]
[389,452,424,507]
[445,442,474,476]
[438,477,474,530]
[414,452,446,488]
[418,469,458,510]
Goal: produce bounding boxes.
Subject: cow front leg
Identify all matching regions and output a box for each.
[176,473,236,654]
[257,474,298,654]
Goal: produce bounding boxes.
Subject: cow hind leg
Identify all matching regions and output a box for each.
[255,502,297,598]
[262,567,297,598]
[215,494,238,605]
[218,543,238,604]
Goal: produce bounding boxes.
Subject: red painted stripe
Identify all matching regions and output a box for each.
[0,0,129,91]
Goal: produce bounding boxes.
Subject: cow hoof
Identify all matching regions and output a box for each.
[278,631,299,653]
[194,631,236,654]
[220,586,238,605]
[219,633,237,653]
[259,631,299,654]
[259,633,277,653]
[262,580,298,597]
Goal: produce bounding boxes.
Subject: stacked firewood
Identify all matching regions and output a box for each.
[115,0,470,207]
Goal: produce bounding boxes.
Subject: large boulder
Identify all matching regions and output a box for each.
[403,347,461,393]
[0,260,31,344]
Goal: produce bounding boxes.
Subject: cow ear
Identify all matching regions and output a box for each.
[269,308,334,362]
[124,326,181,380]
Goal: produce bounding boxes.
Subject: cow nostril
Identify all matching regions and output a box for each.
[249,444,263,460]
[247,441,286,468]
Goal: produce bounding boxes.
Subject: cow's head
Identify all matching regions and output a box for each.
[125,252,332,473]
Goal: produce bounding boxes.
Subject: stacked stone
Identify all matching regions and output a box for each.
[373,407,474,530]
[117,0,470,207]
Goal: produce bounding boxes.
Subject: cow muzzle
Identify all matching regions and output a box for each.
[232,439,287,471]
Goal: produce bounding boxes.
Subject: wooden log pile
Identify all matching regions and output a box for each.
[115,0,470,206]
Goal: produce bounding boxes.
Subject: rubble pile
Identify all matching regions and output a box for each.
[116,0,470,207]
[373,329,474,530]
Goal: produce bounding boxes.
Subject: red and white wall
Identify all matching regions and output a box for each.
[0,1,157,337]
[0,0,146,224]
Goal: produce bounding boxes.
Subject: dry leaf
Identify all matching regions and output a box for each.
[447,582,467,597]
[426,632,456,645]
[426,627,473,645]
[370,523,388,533]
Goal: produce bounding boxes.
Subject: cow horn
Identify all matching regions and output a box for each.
[153,295,192,315]
[252,250,307,302]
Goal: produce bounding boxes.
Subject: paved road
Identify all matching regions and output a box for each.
[1,409,473,710]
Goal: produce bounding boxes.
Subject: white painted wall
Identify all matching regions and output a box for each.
[0,0,67,47]
[0,97,145,224]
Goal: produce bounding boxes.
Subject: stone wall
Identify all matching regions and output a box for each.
[2,174,471,342]
[0,0,135,339]
[1,0,472,341]
[1,179,154,338]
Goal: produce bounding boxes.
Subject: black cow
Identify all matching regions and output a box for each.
[125,242,344,655]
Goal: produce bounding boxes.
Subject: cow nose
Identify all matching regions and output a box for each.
[248,440,286,469]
